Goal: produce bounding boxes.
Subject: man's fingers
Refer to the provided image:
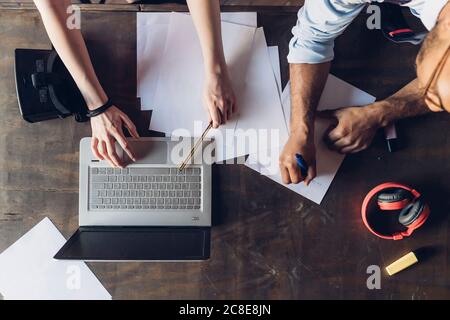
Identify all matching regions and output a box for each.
[120,114,140,139]
[304,164,317,186]
[105,137,123,168]
[112,130,137,162]
[339,142,361,154]
[344,144,368,154]
[331,136,356,153]
[325,129,351,151]
[91,138,103,160]
[287,164,303,185]
[280,166,292,184]
[327,127,345,143]
[332,137,350,149]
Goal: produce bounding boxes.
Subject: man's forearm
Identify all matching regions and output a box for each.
[372,79,431,127]
[290,62,331,135]
[187,0,226,74]
[34,0,107,109]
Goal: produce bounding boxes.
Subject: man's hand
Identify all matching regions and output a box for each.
[203,71,237,128]
[279,132,317,185]
[319,105,382,154]
[90,106,140,168]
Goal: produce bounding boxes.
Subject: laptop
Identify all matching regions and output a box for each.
[54,137,212,261]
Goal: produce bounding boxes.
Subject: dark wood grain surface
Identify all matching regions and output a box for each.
[1,4,450,300]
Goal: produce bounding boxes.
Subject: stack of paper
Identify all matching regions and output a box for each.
[0,218,111,300]
[136,12,287,162]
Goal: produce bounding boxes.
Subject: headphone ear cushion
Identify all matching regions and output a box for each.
[398,200,425,226]
[378,189,411,203]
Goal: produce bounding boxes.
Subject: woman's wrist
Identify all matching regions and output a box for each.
[86,98,114,118]
[81,86,109,111]
[204,57,227,76]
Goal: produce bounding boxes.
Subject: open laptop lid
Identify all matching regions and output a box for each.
[54,226,210,261]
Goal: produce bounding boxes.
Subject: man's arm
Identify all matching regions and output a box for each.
[378,79,431,124]
[186,0,236,128]
[320,79,431,154]
[279,62,330,185]
[34,0,138,167]
[280,0,365,185]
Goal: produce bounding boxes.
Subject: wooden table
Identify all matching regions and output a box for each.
[1,4,450,300]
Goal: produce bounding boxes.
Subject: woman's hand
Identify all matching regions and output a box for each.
[90,106,140,167]
[203,70,237,128]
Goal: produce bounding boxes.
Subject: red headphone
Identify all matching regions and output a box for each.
[361,182,430,240]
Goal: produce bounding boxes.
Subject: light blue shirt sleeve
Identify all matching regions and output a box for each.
[288,0,366,64]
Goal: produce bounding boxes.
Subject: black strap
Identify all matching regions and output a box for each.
[86,99,114,118]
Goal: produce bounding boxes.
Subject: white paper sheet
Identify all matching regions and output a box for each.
[137,12,257,110]
[245,75,376,204]
[225,28,288,159]
[0,218,111,300]
[268,46,281,96]
[220,12,258,27]
[137,13,171,106]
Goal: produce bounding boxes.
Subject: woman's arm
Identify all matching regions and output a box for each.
[35,0,107,108]
[34,0,138,167]
[187,0,236,128]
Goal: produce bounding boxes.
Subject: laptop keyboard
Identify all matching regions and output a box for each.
[89,167,202,211]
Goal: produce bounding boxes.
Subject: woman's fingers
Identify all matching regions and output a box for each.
[112,129,136,162]
[91,137,103,160]
[209,103,222,128]
[120,113,140,139]
[232,95,238,114]
[98,140,114,167]
[105,136,123,168]
[214,98,227,124]
[90,106,141,167]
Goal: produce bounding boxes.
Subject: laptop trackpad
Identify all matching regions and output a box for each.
[120,140,168,164]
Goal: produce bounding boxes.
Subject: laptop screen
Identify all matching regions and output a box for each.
[54,227,210,261]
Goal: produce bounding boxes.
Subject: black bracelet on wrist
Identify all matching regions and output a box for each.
[86,98,114,118]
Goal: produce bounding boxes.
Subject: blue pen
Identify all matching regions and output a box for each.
[295,154,309,178]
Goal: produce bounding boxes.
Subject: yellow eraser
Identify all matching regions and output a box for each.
[386,252,419,276]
